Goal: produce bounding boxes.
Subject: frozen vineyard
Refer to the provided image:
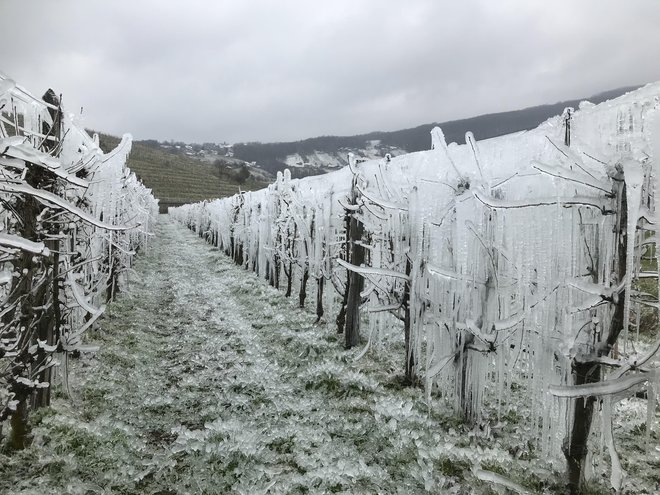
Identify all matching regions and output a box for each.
[171,84,660,492]
[0,75,158,447]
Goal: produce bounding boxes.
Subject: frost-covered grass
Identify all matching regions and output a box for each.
[1,217,658,494]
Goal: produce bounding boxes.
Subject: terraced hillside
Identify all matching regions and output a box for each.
[97,134,266,212]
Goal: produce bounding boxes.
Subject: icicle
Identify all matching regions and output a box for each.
[647,380,656,444]
[621,158,644,348]
[473,468,532,494]
[430,126,463,179]
[466,131,485,181]
[602,396,626,493]
[0,76,16,99]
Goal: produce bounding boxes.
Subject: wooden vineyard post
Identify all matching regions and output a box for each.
[564,107,573,147]
[106,230,120,301]
[316,276,324,322]
[299,259,309,307]
[284,222,296,298]
[272,178,282,289]
[563,172,627,493]
[402,256,417,385]
[33,89,63,409]
[336,205,351,335]
[273,226,281,289]
[343,173,364,349]
[7,182,39,448]
[5,89,62,447]
[230,196,243,266]
[402,187,421,386]
[316,205,327,323]
[299,209,312,308]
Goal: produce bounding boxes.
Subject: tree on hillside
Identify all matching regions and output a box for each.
[234,164,251,184]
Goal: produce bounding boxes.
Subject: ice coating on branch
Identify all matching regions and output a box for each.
[548,373,651,398]
[0,269,12,285]
[0,77,16,109]
[473,469,532,494]
[532,160,611,192]
[430,126,445,151]
[472,189,610,211]
[337,258,411,280]
[67,271,103,315]
[465,131,484,181]
[0,77,16,95]
[0,233,50,255]
[0,181,138,231]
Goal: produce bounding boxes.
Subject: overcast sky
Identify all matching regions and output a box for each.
[2,0,660,144]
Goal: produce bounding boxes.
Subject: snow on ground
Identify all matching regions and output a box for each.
[284,153,306,168]
[283,145,407,170]
[1,216,657,494]
[284,151,347,169]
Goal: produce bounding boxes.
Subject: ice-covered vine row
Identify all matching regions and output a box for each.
[0,74,158,448]
[171,84,660,491]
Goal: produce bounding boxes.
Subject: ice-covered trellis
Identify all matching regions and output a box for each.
[0,74,158,449]
[171,83,660,492]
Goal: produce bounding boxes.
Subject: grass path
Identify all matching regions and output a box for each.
[2,217,656,494]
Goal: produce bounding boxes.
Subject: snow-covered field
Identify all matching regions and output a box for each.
[1,217,657,494]
[283,141,407,170]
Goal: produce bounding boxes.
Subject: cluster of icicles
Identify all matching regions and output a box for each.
[0,75,158,432]
[171,85,660,490]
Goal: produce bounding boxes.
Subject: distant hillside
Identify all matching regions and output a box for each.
[96,134,267,212]
[232,85,641,174]
[101,84,642,204]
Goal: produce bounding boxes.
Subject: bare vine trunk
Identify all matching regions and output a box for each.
[336,209,351,334]
[32,241,59,409]
[299,267,309,308]
[285,224,296,298]
[285,264,293,297]
[403,258,417,384]
[315,277,324,322]
[299,214,311,308]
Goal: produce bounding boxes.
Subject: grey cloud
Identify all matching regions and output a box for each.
[2,0,659,143]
